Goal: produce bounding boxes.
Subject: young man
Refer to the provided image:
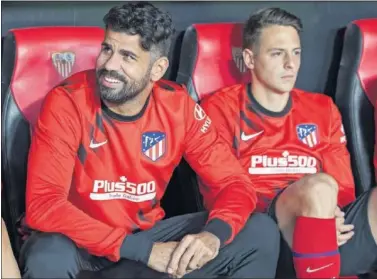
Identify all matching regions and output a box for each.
[19,2,280,279]
[201,7,377,279]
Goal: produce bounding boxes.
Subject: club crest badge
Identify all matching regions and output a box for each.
[51,51,75,78]
[231,47,247,73]
[296,124,319,148]
[142,131,166,161]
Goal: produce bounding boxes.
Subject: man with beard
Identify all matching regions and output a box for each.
[20,2,280,279]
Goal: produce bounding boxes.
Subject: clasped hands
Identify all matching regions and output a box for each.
[147,231,220,278]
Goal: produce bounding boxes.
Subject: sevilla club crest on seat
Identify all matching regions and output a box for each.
[232,47,247,73]
[142,131,166,161]
[51,51,76,78]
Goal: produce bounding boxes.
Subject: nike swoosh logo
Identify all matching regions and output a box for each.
[306,263,334,273]
[241,131,264,141]
[89,139,108,149]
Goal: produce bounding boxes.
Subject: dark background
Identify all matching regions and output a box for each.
[2,1,377,97]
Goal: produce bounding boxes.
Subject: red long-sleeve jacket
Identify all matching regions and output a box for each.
[201,83,356,212]
[25,70,257,262]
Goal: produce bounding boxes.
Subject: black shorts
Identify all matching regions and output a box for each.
[267,187,377,277]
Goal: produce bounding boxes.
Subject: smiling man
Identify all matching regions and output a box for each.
[19,2,280,279]
[201,7,377,279]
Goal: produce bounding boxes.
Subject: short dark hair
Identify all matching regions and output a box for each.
[103,2,175,58]
[243,7,303,50]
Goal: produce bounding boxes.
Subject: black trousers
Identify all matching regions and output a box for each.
[19,212,280,278]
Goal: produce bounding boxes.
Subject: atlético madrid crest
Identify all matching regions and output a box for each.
[142,131,166,161]
[231,47,247,73]
[296,124,319,148]
[51,51,75,78]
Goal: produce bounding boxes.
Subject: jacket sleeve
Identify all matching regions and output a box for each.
[183,96,257,246]
[200,96,236,154]
[25,88,150,263]
[321,99,356,208]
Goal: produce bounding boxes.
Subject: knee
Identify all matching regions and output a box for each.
[368,188,377,237]
[300,173,338,209]
[370,187,377,204]
[1,219,10,248]
[369,187,377,211]
[240,213,280,257]
[304,173,339,197]
[2,219,15,259]
[21,233,79,278]
[1,218,6,230]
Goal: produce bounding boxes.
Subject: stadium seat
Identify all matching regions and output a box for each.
[335,18,377,197]
[1,26,105,257]
[176,23,249,102]
[172,23,249,213]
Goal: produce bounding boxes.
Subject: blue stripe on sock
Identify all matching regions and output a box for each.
[292,249,339,258]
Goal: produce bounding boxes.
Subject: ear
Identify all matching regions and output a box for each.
[150,56,169,82]
[242,48,255,70]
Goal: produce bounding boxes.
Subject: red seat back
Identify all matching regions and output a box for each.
[335,18,377,195]
[176,23,250,102]
[173,23,251,213]
[1,26,104,256]
[2,27,104,126]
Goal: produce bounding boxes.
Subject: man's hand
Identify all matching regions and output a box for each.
[335,206,354,246]
[147,241,179,274]
[167,232,220,278]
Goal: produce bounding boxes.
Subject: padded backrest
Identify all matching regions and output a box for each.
[172,23,251,213]
[176,23,250,102]
[1,26,104,256]
[335,18,377,196]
